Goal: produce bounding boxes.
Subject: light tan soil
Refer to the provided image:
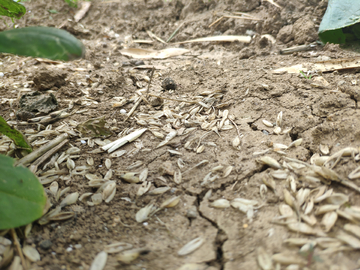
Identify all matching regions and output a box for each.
[1,0,360,270]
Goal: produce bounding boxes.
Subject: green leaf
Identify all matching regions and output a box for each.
[0,26,85,61]
[0,154,46,230]
[319,0,360,44]
[0,115,32,152]
[0,0,26,19]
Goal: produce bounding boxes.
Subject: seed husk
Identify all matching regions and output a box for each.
[284,238,312,246]
[90,251,107,270]
[262,119,273,127]
[223,165,233,178]
[120,172,140,183]
[22,245,40,262]
[296,188,310,207]
[66,158,75,170]
[232,136,241,148]
[139,168,148,182]
[272,252,305,265]
[315,205,340,215]
[110,150,127,158]
[105,159,112,169]
[148,186,170,195]
[136,204,158,223]
[257,246,272,270]
[102,182,116,203]
[300,214,317,226]
[160,196,180,208]
[257,156,282,169]
[287,222,320,235]
[174,170,182,184]
[260,184,268,199]
[127,161,143,170]
[316,237,342,249]
[273,126,281,135]
[261,176,276,193]
[325,193,349,205]
[276,111,283,128]
[321,211,338,232]
[210,199,230,209]
[104,169,113,180]
[49,181,59,196]
[319,144,330,155]
[344,223,360,239]
[137,181,152,197]
[336,230,360,249]
[79,192,93,203]
[87,157,94,165]
[104,242,133,254]
[288,138,303,148]
[60,192,79,208]
[49,211,75,222]
[117,248,149,264]
[178,237,204,256]
[91,193,103,205]
[271,170,288,180]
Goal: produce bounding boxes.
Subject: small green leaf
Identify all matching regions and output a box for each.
[0,115,32,152]
[0,154,47,230]
[0,0,26,19]
[0,26,85,61]
[48,9,58,14]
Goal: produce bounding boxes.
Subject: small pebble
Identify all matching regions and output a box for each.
[186,206,198,219]
[162,77,177,90]
[81,140,86,144]
[262,130,269,135]
[120,109,127,114]
[0,72,4,78]
[39,240,53,250]
[134,60,145,66]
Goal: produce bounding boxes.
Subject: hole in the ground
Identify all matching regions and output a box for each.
[249,123,258,131]
[289,131,298,141]
[259,165,269,173]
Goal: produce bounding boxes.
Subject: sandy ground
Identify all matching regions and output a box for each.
[1,0,360,269]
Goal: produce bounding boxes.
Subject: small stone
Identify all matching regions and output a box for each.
[162,77,177,90]
[39,239,53,250]
[158,161,174,176]
[134,60,145,66]
[186,206,198,219]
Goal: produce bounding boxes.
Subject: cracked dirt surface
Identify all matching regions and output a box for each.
[1,0,360,269]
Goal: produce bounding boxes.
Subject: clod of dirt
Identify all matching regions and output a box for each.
[158,160,175,176]
[17,91,58,120]
[149,96,163,107]
[33,69,67,91]
[292,15,318,44]
[162,77,177,90]
[180,0,207,19]
[277,25,294,44]
[239,47,256,59]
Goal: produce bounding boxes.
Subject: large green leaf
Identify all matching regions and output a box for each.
[319,0,360,44]
[0,115,32,152]
[0,0,26,19]
[0,26,85,61]
[0,154,46,230]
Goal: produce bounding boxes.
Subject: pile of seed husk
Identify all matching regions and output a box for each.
[253,115,360,269]
[0,84,242,268]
